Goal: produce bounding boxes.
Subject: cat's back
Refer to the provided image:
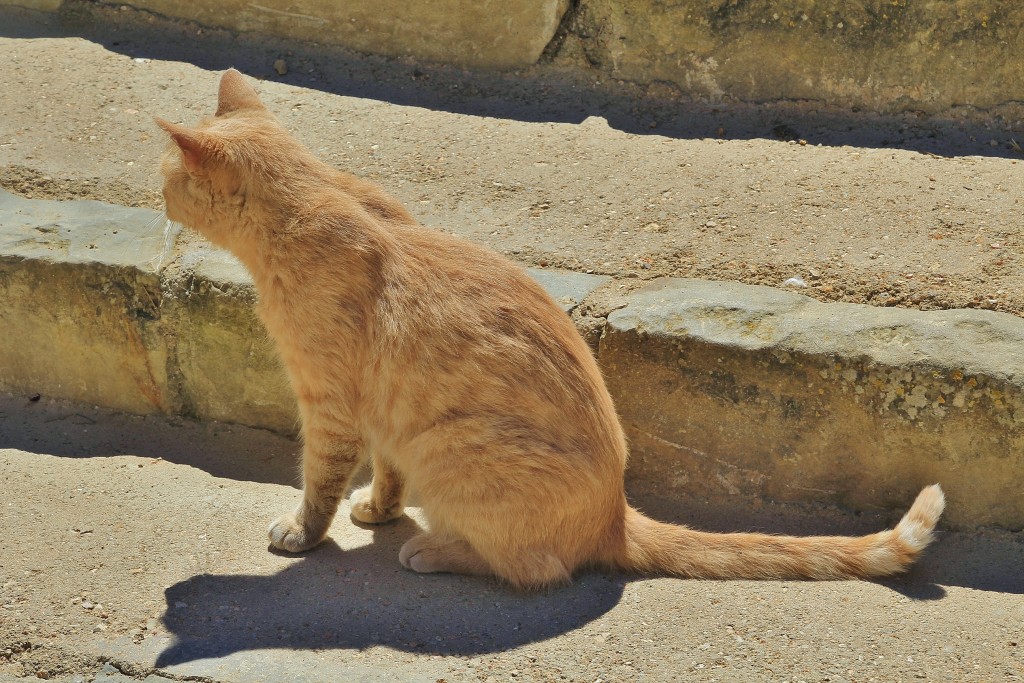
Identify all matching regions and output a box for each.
[379,221,620,432]
[392,222,587,356]
[273,177,621,452]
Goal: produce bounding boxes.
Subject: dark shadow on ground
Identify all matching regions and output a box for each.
[881,530,1024,598]
[154,495,1021,665]
[0,392,301,487]
[1,2,1021,159]
[155,519,626,666]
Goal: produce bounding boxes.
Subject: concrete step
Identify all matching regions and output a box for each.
[10,0,1024,117]
[2,185,1024,530]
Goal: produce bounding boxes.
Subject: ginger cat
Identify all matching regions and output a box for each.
[156,70,945,589]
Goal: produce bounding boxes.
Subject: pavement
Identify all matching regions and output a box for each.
[1,393,1023,683]
[3,2,1024,315]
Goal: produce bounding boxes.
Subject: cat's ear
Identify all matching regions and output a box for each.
[216,68,267,116]
[155,118,213,174]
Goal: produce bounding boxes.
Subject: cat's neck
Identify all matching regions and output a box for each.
[235,196,398,304]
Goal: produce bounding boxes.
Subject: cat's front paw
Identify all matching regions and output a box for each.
[349,485,405,525]
[268,513,323,553]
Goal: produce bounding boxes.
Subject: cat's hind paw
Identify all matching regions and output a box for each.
[399,533,451,573]
[349,485,405,525]
[268,513,323,553]
[398,533,491,577]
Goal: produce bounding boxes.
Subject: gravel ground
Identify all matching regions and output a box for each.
[2,3,1024,317]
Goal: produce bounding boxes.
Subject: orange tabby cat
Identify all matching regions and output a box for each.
[156,70,945,589]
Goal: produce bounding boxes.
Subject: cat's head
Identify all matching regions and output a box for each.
[155,69,291,250]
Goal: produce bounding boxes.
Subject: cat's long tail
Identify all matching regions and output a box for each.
[615,484,945,580]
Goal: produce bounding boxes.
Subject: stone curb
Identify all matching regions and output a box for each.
[7,0,1024,116]
[1,188,1021,529]
[602,279,1024,531]
[6,0,570,70]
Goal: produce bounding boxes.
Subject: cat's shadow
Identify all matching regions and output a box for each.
[154,516,627,667]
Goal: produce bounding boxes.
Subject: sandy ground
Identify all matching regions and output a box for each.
[1,393,1022,682]
[2,3,1024,319]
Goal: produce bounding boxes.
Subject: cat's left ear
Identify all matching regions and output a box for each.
[216,68,267,116]
[155,118,214,175]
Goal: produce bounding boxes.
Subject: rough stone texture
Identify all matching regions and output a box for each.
[0,189,175,414]
[602,278,1024,530]
[90,0,570,69]
[5,191,1024,528]
[525,267,609,313]
[163,245,297,434]
[562,0,1024,114]
[0,192,613,436]
[5,0,1024,115]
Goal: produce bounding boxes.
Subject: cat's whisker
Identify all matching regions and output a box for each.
[141,211,179,273]
[114,211,164,269]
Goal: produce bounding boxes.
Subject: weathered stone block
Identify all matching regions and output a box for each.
[0,189,175,414]
[575,0,1024,113]
[162,245,297,434]
[5,188,1023,529]
[96,0,570,69]
[526,267,609,313]
[601,278,1024,530]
